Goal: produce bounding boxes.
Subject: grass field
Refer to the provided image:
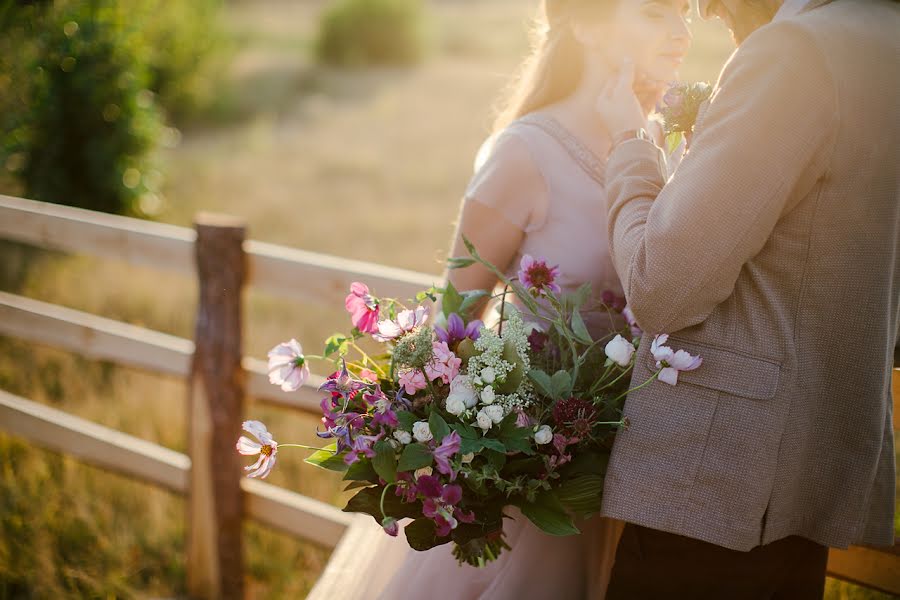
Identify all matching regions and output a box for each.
[0,1,893,597]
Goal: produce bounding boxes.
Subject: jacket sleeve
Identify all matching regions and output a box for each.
[605,22,836,335]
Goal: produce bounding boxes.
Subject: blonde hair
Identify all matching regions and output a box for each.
[492,0,611,133]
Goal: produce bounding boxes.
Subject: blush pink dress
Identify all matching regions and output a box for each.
[306,113,626,600]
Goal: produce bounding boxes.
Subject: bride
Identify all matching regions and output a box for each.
[307,0,691,598]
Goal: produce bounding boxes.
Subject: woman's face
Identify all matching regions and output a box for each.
[576,0,692,84]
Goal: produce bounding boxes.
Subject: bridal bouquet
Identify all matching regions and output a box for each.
[237,238,702,566]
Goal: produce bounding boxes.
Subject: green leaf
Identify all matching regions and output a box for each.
[479,437,506,453]
[450,422,479,439]
[550,370,573,400]
[486,448,507,471]
[397,443,434,472]
[405,518,449,550]
[570,282,593,311]
[497,414,534,455]
[344,486,420,520]
[570,310,593,346]
[555,475,605,515]
[343,480,374,492]
[519,491,580,536]
[458,290,490,318]
[447,257,477,270]
[428,411,451,442]
[304,443,348,472]
[442,281,464,318]
[665,131,684,156]
[528,369,555,398]
[323,333,350,358]
[372,441,398,483]
[343,459,378,482]
[396,411,417,432]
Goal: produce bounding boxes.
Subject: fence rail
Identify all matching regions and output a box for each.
[1,194,897,598]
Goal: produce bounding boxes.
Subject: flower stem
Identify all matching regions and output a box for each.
[350,342,388,378]
[380,482,398,519]
[610,370,661,403]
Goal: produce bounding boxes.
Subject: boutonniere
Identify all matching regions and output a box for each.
[660,81,713,155]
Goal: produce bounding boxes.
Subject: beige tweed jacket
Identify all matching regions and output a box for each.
[600,0,898,551]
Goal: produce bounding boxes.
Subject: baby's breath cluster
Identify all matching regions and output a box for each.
[467,312,533,419]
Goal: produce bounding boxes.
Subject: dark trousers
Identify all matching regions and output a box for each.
[606,523,829,600]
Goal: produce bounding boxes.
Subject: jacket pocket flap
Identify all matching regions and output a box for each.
[645,337,781,400]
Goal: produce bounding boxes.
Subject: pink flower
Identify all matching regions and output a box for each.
[432,431,461,478]
[372,306,429,342]
[517,255,561,296]
[345,282,380,334]
[398,368,428,395]
[419,477,473,537]
[236,420,278,479]
[650,334,703,386]
[424,341,462,384]
[623,305,642,338]
[358,368,379,383]
[267,339,310,392]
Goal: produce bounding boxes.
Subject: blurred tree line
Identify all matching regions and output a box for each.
[0,0,224,216]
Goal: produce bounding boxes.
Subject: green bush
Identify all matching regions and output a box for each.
[19,3,162,215]
[316,0,425,67]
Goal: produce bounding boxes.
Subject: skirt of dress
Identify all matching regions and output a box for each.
[306,511,624,600]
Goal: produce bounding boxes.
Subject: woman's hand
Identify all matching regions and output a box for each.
[595,59,649,138]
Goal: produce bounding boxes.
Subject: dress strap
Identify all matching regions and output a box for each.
[516,113,606,185]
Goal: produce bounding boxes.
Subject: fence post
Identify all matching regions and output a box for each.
[187,213,247,599]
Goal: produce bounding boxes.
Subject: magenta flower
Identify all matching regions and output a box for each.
[365,386,399,429]
[518,255,561,296]
[432,430,461,477]
[398,368,428,395]
[650,334,703,386]
[601,290,627,313]
[267,339,310,392]
[418,477,474,537]
[434,313,482,346]
[424,341,462,384]
[381,516,400,537]
[344,432,383,465]
[236,420,278,479]
[372,306,429,342]
[345,282,380,334]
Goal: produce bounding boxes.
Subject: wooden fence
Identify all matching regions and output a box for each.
[0,193,897,597]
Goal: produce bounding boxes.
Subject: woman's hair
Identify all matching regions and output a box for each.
[492,0,611,133]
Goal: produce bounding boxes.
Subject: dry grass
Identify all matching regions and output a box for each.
[0,1,890,597]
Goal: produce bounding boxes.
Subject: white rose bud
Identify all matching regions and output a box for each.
[480,367,496,384]
[476,410,492,431]
[415,466,433,479]
[534,424,553,445]
[445,395,466,416]
[480,386,496,405]
[449,374,479,408]
[604,334,635,368]
[461,453,475,464]
[393,430,412,445]
[484,403,504,424]
[412,421,433,443]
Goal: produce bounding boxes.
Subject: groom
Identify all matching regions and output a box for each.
[594,0,898,597]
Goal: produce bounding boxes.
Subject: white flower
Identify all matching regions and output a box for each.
[372,306,429,342]
[415,466,433,479]
[412,421,433,443]
[393,430,412,445]
[446,395,467,416]
[461,453,475,464]
[267,339,310,392]
[448,374,479,409]
[480,386,496,405]
[476,410,492,431]
[651,334,703,386]
[236,420,278,478]
[480,367,496,384]
[484,404,504,424]
[605,334,635,368]
[534,425,553,445]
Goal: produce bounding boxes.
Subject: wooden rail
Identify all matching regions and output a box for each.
[1,194,896,597]
[0,390,352,549]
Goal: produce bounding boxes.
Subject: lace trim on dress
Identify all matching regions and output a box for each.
[518,113,606,185]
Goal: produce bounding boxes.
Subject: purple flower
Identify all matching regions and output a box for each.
[344,432,383,465]
[432,431,461,478]
[365,386,399,429]
[517,255,561,296]
[650,334,703,386]
[381,516,399,537]
[434,313,482,346]
[663,86,684,109]
[601,290,627,313]
[318,359,368,397]
[421,481,470,537]
[622,305,642,338]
